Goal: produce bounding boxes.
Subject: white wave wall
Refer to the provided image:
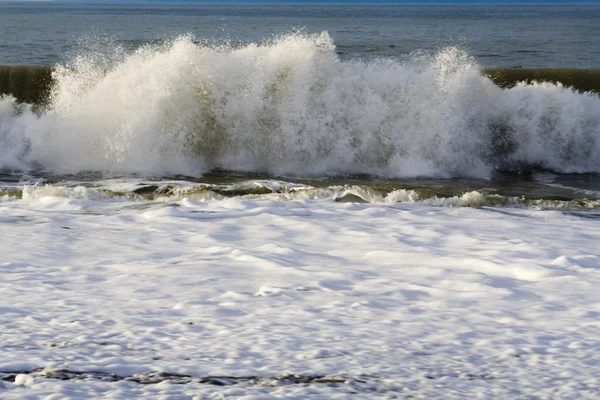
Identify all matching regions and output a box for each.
[0,33,599,178]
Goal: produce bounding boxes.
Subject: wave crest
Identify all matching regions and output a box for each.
[1,32,599,178]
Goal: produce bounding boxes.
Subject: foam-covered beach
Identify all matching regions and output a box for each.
[2,187,600,398]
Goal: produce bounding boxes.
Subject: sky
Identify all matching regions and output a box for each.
[1,0,598,2]
[1,0,598,3]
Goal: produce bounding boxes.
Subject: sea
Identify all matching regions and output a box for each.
[1,1,600,208]
[3,3,600,398]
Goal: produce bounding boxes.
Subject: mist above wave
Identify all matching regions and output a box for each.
[0,32,599,178]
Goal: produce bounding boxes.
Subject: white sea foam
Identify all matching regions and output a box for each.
[0,32,599,177]
[20,184,110,201]
[2,189,600,398]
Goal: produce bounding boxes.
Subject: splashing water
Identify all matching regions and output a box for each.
[0,32,599,178]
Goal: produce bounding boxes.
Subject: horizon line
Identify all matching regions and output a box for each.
[3,0,600,3]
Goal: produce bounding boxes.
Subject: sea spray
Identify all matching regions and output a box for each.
[0,32,599,178]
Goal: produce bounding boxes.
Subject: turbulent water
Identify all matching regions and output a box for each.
[4,7,600,400]
[1,33,600,179]
[1,2,600,207]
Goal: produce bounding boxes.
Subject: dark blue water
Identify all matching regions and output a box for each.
[1,2,599,67]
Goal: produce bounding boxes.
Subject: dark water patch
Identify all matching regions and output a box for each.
[1,368,348,386]
[0,187,22,199]
[0,172,24,183]
[213,185,275,197]
[482,68,600,94]
[424,372,504,381]
[0,65,53,105]
[549,173,600,193]
[0,367,507,394]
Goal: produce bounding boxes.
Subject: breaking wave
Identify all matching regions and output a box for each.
[1,32,599,178]
[4,182,600,211]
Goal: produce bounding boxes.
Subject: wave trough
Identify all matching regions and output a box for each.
[1,33,599,178]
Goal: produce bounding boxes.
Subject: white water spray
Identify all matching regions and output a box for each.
[0,33,599,178]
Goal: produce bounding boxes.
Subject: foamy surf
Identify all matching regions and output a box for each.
[2,180,599,211]
[0,32,599,178]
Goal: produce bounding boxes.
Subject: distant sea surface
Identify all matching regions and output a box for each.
[1,2,599,67]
